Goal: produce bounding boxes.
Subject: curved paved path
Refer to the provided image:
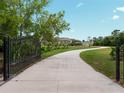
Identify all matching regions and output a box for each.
[0,47,124,93]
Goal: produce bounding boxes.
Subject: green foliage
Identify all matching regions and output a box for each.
[70,39,82,46]
[110,47,116,60]
[93,36,104,46]
[93,30,124,62]
[0,40,3,47]
[34,11,70,43]
[0,0,71,75]
[93,30,124,46]
[119,32,124,45]
[0,0,70,52]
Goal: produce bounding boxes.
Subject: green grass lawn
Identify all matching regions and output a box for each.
[80,48,124,84]
[80,48,116,79]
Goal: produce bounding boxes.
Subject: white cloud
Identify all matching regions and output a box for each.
[76,2,84,8]
[112,15,120,20]
[116,7,124,12]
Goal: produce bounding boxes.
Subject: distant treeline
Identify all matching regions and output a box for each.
[93,30,124,46]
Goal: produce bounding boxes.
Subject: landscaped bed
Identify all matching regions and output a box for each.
[80,48,124,86]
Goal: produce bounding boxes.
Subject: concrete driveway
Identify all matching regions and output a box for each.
[0,47,124,93]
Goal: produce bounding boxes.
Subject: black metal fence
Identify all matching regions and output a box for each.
[0,34,3,81]
[3,36,41,80]
[119,49,124,83]
[116,45,124,84]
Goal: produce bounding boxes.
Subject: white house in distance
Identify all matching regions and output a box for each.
[56,37,83,46]
[56,37,73,45]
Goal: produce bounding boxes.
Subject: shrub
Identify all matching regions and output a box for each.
[110,47,116,60]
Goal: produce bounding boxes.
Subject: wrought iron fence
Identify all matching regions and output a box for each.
[0,33,3,80]
[3,36,41,80]
[120,49,124,83]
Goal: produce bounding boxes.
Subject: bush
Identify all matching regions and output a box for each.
[110,45,124,60]
[0,39,3,52]
[110,47,116,60]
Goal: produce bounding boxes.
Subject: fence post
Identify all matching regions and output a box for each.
[122,49,124,83]
[3,36,10,81]
[116,37,120,81]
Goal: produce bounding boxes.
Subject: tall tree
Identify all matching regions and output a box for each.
[34,11,70,43]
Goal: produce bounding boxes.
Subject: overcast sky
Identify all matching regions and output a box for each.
[47,0,124,40]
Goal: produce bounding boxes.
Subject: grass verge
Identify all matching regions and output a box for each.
[41,46,97,59]
[80,48,124,85]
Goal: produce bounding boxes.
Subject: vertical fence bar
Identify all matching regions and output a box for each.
[123,49,124,83]
[3,36,7,81]
[8,37,10,79]
[3,36,10,81]
[37,40,41,58]
[116,37,120,81]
